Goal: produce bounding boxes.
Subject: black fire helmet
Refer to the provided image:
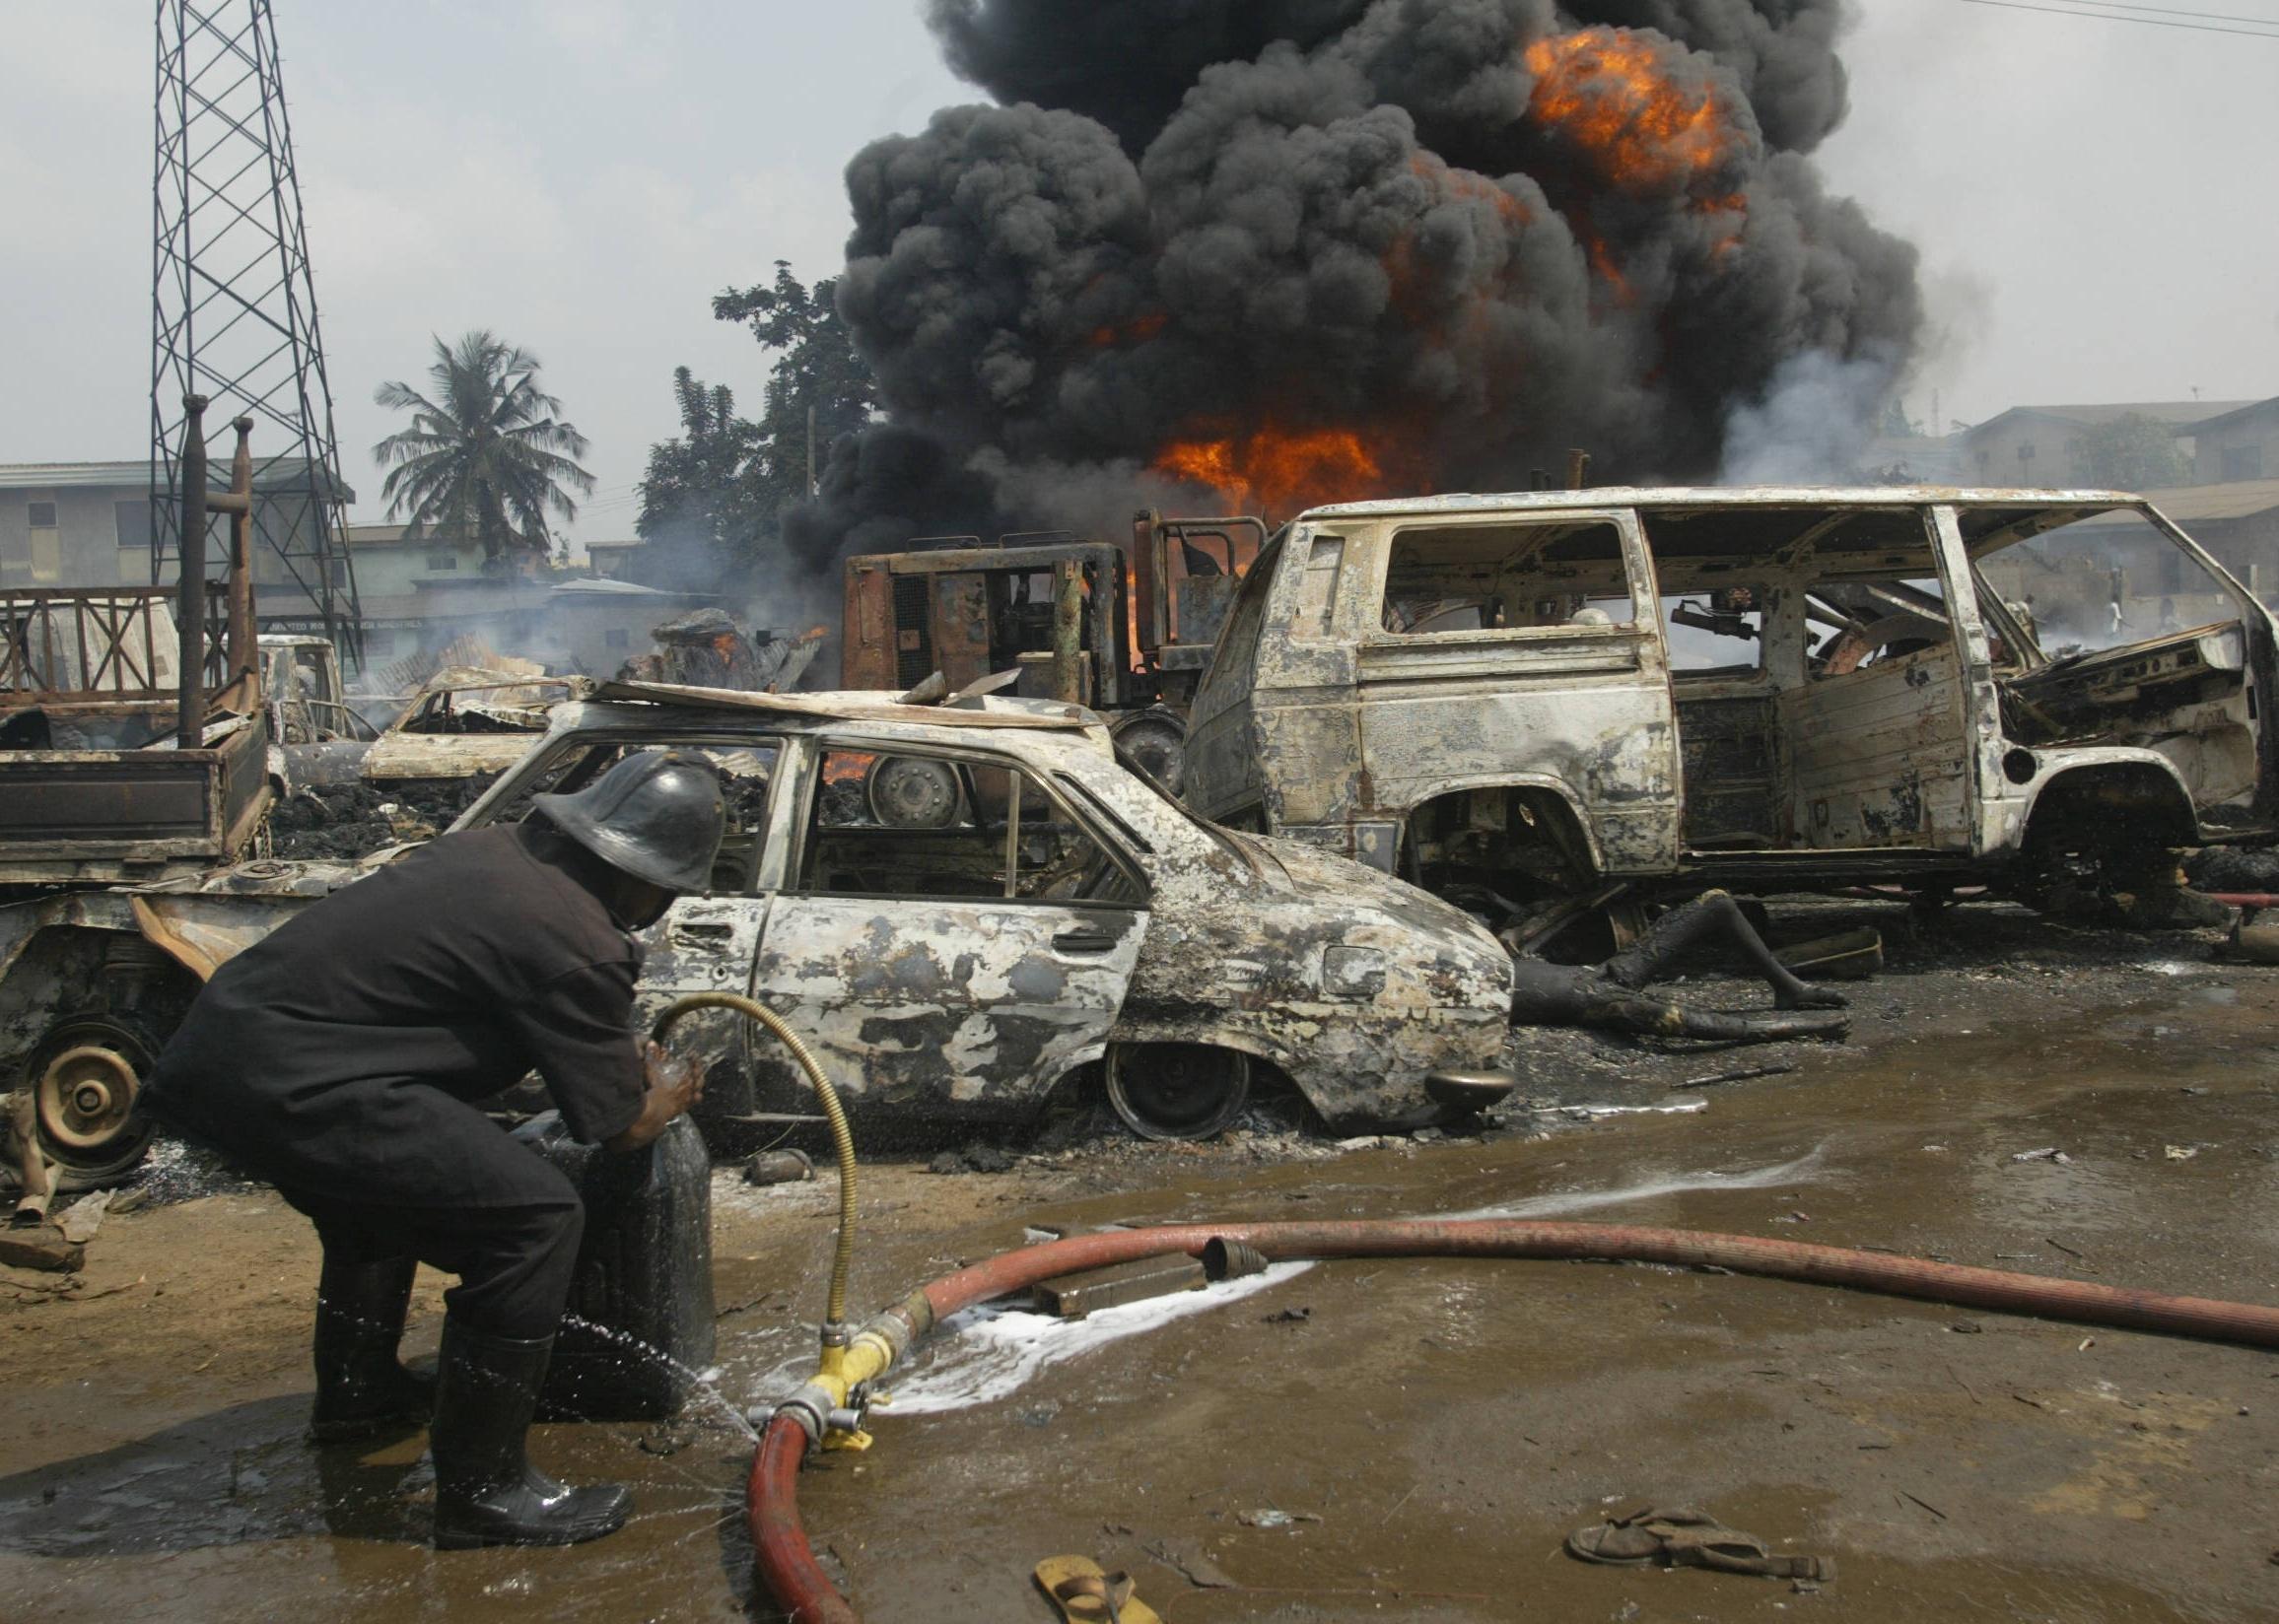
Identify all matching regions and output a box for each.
[530,749,727,895]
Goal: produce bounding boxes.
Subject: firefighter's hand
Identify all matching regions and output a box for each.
[608,1042,706,1152]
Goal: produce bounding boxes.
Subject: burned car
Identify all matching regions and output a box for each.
[357,662,580,786]
[452,681,1515,1139]
[0,682,1513,1181]
[1184,488,2278,925]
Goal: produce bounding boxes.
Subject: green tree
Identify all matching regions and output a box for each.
[715,262,877,519]
[2075,413,2190,491]
[635,263,877,583]
[371,331,594,566]
[633,368,767,589]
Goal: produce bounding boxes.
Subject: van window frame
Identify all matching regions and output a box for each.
[1362,508,1659,645]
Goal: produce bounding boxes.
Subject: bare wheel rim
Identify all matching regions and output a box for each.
[1106,1044,1250,1141]
[28,1021,156,1173]
[864,757,964,829]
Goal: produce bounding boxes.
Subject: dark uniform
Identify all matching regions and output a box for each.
[145,820,649,1338]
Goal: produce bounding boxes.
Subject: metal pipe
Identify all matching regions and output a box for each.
[174,393,210,749]
[749,1217,2279,1622]
[222,416,257,690]
[1051,558,1083,706]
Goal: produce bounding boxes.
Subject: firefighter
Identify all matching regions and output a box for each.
[141,750,726,1549]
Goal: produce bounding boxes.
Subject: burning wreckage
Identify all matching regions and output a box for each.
[9,480,2279,1190]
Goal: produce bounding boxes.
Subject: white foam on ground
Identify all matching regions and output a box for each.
[881,1146,1828,1413]
[885,1262,1313,1414]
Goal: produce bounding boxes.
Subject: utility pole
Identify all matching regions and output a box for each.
[152,0,363,665]
[806,403,817,499]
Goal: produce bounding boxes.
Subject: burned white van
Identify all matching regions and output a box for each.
[1183,489,2278,920]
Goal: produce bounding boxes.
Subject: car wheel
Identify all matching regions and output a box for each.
[20,1016,161,1191]
[1110,709,1188,795]
[864,756,966,829]
[1105,1043,1250,1142]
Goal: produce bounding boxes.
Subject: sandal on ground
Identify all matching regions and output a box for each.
[1566,1506,1834,1582]
[1034,1555,1163,1623]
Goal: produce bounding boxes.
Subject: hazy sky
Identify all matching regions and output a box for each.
[4,1,2275,545]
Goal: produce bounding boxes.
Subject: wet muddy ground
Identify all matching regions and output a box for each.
[4,901,2276,1622]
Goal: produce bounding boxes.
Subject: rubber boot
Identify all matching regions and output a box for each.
[310,1253,434,1444]
[430,1319,630,1550]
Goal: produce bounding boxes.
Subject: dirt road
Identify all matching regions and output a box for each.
[2,903,2274,1622]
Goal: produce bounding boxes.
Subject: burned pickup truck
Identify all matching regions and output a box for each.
[1185,488,2277,928]
[0,682,1514,1184]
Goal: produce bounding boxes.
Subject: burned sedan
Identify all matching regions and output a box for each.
[405,681,1516,1141]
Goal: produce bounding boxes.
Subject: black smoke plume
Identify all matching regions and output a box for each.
[786,0,1918,574]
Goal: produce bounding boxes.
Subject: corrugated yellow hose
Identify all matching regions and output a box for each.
[652,992,858,1326]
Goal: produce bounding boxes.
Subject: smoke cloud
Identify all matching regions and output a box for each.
[789,0,1920,573]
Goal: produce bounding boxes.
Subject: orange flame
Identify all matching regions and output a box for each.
[1151,424,1409,518]
[823,750,874,784]
[1524,28,1743,199]
[1088,309,1168,350]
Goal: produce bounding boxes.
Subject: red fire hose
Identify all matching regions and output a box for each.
[748,1218,2279,1622]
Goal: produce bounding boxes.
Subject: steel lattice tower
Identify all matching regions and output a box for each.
[151,0,361,656]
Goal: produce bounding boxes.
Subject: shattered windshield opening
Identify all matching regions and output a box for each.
[1970,505,2243,660]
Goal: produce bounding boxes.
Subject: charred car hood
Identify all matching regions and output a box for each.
[1234,830,1508,950]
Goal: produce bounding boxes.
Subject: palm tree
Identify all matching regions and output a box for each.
[371,331,595,566]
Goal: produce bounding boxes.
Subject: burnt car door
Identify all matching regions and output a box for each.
[462,729,784,1117]
[746,738,1149,1124]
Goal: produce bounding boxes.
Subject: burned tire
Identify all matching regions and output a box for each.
[19,1016,161,1191]
[2013,770,2199,928]
[1110,709,1189,795]
[2011,824,2189,926]
[1105,1044,1250,1142]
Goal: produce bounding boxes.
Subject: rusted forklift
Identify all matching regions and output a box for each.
[840,511,1265,797]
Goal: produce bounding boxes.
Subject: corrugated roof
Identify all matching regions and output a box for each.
[549,576,681,597]
[0,457,355,501]
[2144,478,2279,522]
[1962,401,2256,438]
[2180,396,2279,435]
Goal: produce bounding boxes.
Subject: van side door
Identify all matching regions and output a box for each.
[1353,508,1681,877]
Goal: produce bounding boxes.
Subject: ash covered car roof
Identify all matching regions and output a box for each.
[589,679,1098,731]
[1298,486,2150,521]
